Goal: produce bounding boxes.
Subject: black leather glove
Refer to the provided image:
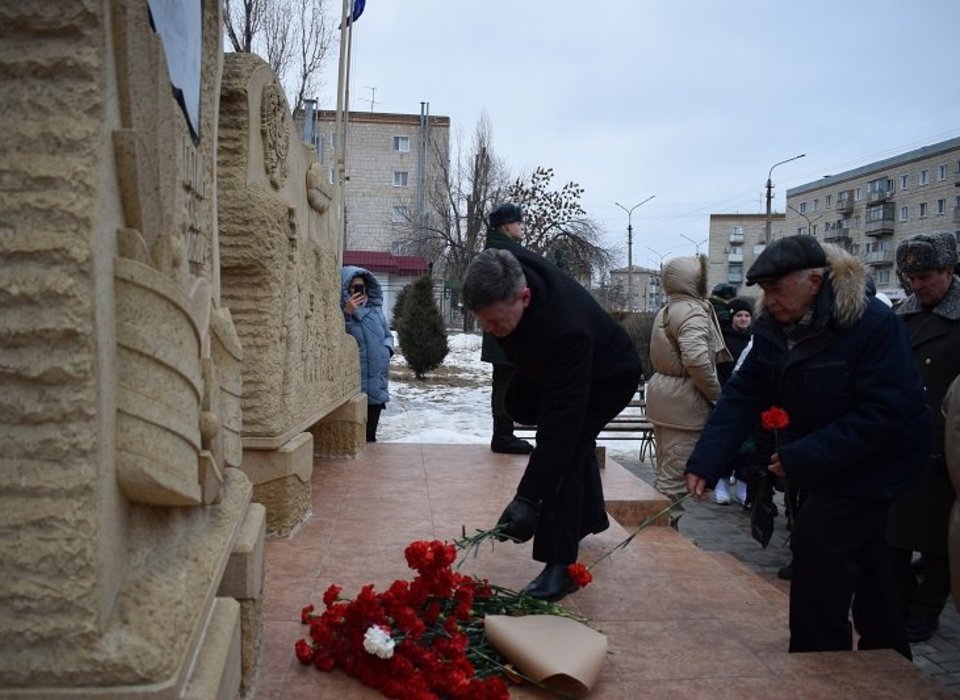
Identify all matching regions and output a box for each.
[495,496,539,543]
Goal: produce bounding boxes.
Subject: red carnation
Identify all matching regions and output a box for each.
[294,638,315,665]
[761,406,790,431]
[567,562,593,588]
[300,604,315,623]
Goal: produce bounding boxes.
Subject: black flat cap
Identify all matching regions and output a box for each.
[746,235,827,286]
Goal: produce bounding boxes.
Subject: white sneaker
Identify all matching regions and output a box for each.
[714,479,731,505]
[735,479,748,504]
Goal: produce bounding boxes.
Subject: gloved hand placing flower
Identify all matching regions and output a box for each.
[495,496,539,542]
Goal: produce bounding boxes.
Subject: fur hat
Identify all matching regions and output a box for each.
[895,232,958,274]
[729,297,753,316]
[488,202,523,228]
[746,235,827,286]
[711,283,738,300]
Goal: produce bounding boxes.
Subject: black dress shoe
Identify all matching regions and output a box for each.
[491,435,534,454]
[522,563,578,602]
[906,615,939,643]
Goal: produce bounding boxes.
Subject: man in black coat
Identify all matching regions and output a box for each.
[684,235,930,659]
[887,231,960,643]
[462,247,642,601]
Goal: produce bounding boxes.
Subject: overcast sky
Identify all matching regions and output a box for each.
[324,0,960,268]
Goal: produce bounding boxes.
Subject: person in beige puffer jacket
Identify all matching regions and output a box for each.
[646,255,731,522]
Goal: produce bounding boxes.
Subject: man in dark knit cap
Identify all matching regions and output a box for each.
[684,234,929,659]
[480,202,535,454]
[887,231,960,643]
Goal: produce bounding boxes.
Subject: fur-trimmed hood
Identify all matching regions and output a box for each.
[754,243,868,330]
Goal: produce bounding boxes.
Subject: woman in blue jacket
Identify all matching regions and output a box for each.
[341,266,394,442]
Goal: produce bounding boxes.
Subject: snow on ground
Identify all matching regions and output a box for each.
[379,331,639,458]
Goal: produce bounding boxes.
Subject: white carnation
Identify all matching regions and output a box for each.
[362,625,395,659]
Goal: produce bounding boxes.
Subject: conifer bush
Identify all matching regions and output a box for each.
[396,274,448,379]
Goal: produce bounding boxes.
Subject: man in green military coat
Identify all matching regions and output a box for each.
[888,231,960,643]
[482,202,534,454]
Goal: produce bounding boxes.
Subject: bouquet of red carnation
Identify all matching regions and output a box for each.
[295,534,591,699]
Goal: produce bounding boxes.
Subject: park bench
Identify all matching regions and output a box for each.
[514,388,656,463]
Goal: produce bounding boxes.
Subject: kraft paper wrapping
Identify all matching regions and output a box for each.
[485,615,607,697]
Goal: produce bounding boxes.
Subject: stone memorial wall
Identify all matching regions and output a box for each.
[0,0,359,696]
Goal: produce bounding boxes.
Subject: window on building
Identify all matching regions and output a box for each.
[854,186,862,201]
[813,198,819,212]
[327,166,335,185]
[939,164,948,181]
[799,202,807,214]
[391,206,405,223]
[393,171,409,187]
[812,223,818,236]
[727,262,743,283]
[899,205,908,221]
[876,269,890,284]
[920,169,929,185]
[939,199,947,215]
[867,178,890,195]
[900,174,909,190]
[330,132,338,149]
[393,135,410,153]
[797,226,805,236]
[919,202,928,218]
[825,194,833,207]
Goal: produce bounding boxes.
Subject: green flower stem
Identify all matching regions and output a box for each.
[587,493,693,570]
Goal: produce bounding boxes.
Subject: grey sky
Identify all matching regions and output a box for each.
[326,0,960,268]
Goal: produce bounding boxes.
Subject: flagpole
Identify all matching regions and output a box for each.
[334,0,351,250]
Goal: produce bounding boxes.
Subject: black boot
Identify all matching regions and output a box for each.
[522,563,579,602]
[491,415,533,453]
[491,434,534,454]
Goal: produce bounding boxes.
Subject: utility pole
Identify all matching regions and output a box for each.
[764,154,805,244]
[614,195,655,312]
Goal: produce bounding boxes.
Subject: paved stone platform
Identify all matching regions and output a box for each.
[616,450,960,696]
[252,444,950,698]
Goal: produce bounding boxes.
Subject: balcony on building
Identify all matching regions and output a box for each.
[864,249,895,266]
[822,222,851,243]
[729,228,744,243]
[727,250,744,263]
[865,202,895,237]
[836,190,854,214]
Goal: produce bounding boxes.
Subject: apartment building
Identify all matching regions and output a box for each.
[786,136,960,301]
[609,265,663,312]
[706,213,786,295]
[313,108,451,254]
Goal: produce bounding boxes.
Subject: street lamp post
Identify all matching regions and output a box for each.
[614,195,655,312]
[647,247,672,309]
[679,233,707,255]
[764,154,805,244]
[787,204,820,237]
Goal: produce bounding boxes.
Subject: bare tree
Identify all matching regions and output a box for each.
[506,167,613,281]
[223,0,334,115]
[224,0,264,53]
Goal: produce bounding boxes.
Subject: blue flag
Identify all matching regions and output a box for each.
[351,0,366,23]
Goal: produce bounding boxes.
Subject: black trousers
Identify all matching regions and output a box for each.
[366,403,383,443]
[789,493,910,660]
[505,375,637,564]
[892,547,951,624]
[491,363,517,438]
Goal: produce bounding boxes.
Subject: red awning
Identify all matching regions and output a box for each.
[343,251,430,276]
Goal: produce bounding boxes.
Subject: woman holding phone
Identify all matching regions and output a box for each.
[341,266,394,442]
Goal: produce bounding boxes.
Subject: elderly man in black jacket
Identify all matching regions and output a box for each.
[887,231,960,643]
[462,247,642,602]
[685,235,930,659]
